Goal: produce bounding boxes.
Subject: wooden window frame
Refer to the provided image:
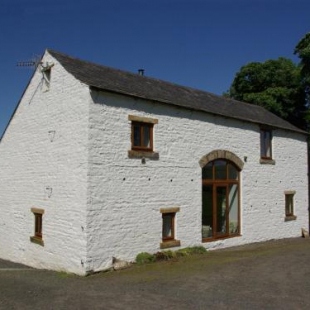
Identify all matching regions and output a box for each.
[284,191,297,221]
[160,207,180,249]
[128,115,159,159]
[202,160,241,242]
[131,121,154,152]
[260,129,275,164]
[30,208,44,246]
[162,213,175,241]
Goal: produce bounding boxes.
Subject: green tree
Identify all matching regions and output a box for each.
[294,32,310,106]
[226,57,306,130]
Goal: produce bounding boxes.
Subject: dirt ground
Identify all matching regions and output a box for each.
[1,237,310,309]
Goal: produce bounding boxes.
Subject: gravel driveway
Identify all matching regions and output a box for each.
[1,237,310,309]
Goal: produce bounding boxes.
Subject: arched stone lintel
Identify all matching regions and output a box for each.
[199,150,244,170]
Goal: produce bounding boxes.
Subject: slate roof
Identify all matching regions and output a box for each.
[48,49,305,134]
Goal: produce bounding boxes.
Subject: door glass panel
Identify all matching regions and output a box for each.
[216,186,227,236]
[202,162,213,180]
[202,185,213,238]
[215,160,227,179]
[228,184,239,234]
[202,159,240,240]
[228,164,238,180]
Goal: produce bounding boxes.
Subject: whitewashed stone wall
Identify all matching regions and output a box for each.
[0,51,90,274]
[0,50,308,275]
[86,90,308,272]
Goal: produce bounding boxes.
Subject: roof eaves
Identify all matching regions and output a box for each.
[49,49,307,135]
[89,86,306,135]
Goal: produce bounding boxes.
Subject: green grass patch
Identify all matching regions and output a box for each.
[136,252,156,265]
[135,246,207,265]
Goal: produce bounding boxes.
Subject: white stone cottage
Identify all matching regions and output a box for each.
[0,49,308,275]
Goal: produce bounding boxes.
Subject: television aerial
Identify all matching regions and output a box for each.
[16,54,42,69]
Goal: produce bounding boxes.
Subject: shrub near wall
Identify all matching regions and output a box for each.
[136,246,207,265]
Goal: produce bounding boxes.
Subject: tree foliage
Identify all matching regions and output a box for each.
[226,33,310,131]
[294,33,310,106]
[294,33,310,78]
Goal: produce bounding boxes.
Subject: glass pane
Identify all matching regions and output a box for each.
[202,162,213,180]
[216,186,227,235]
[285,195,294,215]
[266,144,271,157]
[266,131,271,157]
[261,131,266,156]
[163,214,173,238]
[35,214,42,237]
[202,185,213,238]
[133,125,141,146]
[261,130,271,158]
[228,164,238,180]
[228,184,239,234]
[142,125,150,147]
[215,160,227,179]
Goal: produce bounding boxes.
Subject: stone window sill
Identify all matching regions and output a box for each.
[128,150,159,160]
[160,240,180,249]
[260,158,275,165]
[285,215,297,222]
[30,236,44,246]
[160,207,180,214]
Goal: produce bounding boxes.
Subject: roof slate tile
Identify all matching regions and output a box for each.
[48,49,305,134]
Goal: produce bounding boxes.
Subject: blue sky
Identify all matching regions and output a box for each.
[1,0,309,137]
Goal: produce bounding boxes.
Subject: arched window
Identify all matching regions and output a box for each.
[202,159,240,240]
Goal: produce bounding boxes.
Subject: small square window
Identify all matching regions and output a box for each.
[260,129,272,159]
[132,121,153,151]
[160,207,180,249]
[284,191,297,221]
[286,195,294,216]
[162,213,175,241]
[128,115,159,159]
[30,208,44,246]
[34,213,43,238]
